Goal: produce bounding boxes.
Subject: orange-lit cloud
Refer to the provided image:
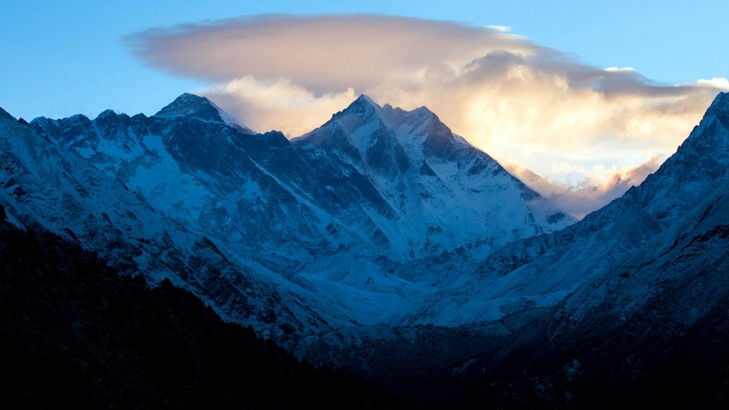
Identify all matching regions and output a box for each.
[127,14,727,216]
[205,77,357,137]
[509,156,664,219]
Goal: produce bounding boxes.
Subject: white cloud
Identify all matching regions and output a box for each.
[204,76,356,137]
[127,14,529,93]
[605,66,636,72]
[487,25,511,32]
[697,77,729,90]
[508,156,664,219]
[128,14,726,215]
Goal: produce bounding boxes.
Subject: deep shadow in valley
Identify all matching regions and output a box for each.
[0,218,402,409]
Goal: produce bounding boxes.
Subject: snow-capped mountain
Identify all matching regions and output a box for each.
[292,95,572,262]
[0,107,359,344]
[31,94,332,271]
[400,91,729,327]
[27,93,573,326]
[4,89,729,406]
[548,90,729,324]
[293,92,729,407]
[14,89,729,333]
[154,91,255,134]
[32,93,570,265]
[429,91,729,407]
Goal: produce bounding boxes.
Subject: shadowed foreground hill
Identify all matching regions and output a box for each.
[0,219,400,409]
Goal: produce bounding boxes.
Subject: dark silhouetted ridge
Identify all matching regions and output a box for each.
[0,221,402,409]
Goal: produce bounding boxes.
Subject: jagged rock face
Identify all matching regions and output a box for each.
[33,94,571,267]
[4,90,729,406]
[292,95,571,261]
[444,93,729,408]
[13,90,729,334]
[1,108,349,344]
[402,92,729,327]
[154,92,255,135]
[549,92,729,324]
[303,93,729,407]
[23,93,575,327]
[22,94,573,321]
[31,96,335,271]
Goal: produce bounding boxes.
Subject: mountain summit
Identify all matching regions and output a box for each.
[154,93,254,133]
[402,90,729,326]
[434,90,729,407]
[3,91,729,407]
[293,95,573,262]
[17,92,575,329]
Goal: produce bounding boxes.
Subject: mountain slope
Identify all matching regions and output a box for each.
[292,95,572,262]
[380,91,729,407]
[28,93,574,327]
[4,89,729,407]
[31,94,572,269]
[2,108,355,343]
[399,92,729,326]
[31,95,334,271]
[0,220,401,409]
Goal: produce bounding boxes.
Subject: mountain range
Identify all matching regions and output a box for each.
[2,91,729,407]
[17,93,573,335]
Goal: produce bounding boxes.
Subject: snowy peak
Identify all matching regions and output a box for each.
[154,93,254,133]
[706,90,729,116]
[154,93,215,119]
[344,94,437,121]
[10,93,577,335]
[691,91,729,152]
[290,95,573,261]
[313,94,459,155]
[328,94,384,132]
[342,94,379,114]
[681,91,729,149]
[97,109,120,119]
[616,91,729,224]
[334,95,439,135]
[381,103,437,127]
[0,107,16,122]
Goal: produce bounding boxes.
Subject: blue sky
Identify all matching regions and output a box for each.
[2,1,727,216]
[3,0,726,120]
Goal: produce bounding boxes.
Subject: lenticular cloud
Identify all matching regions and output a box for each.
[126,14,531,92]
[127,13,727,216]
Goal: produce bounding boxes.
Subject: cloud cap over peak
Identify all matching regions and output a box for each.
[126,14,531,93]
[127,13,728,217]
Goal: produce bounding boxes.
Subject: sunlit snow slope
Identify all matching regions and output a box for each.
[26,93,573,327]
[400,91,729,327]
